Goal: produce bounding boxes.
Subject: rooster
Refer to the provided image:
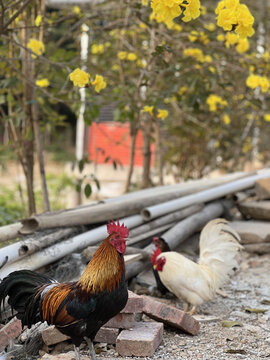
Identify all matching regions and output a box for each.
[151,219,242,315]
[0,220,129,360]
[152,237,171,294]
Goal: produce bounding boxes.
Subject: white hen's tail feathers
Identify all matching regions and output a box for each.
[199,218,242,289]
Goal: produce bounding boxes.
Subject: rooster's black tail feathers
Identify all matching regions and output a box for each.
[0,270,54,327]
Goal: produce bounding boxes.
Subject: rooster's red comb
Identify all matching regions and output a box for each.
[151,247,161,264]
[107,220,129,238]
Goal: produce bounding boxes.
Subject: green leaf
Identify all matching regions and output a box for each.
[78,159,84,173]
[221,320,243,328]
[93,177,100,190]
[245,308,268,313]
[84,183,92,198]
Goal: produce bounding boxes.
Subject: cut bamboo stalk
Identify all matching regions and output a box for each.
[20,172,251,234]
[142,171,270,221]
[129,204,203,238]
[0,222,22,243]
[125,202,225,280]
[0,215,144,278]
[0,228,78,268]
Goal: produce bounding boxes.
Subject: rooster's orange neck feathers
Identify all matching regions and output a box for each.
[78,235,124,293]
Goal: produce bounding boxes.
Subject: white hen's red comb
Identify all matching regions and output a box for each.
[107,220,129,238]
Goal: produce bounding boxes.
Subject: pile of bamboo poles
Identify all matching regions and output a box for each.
[0,169,270,280]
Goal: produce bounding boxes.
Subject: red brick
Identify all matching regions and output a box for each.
[116,322,163,357]
[142,296,200,335]
[121,291,143,313]
[0,318,22,351]
[104,313,135,329]
[94,327,119,344]
[42,325,70,346]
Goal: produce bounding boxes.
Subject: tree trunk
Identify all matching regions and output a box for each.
[32,99,50,212]
[124,122,138,193]
[22,11,36,215]
[155,120,163,185]
[142,126,151,189]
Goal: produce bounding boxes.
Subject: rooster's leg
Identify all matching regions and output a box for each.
[216,288,228,297]
[84,337,97,360]
[183,302,190,312]
[188,305,197,316]
[74,345,81,360]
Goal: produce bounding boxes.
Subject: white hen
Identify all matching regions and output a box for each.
[152,218,242,314]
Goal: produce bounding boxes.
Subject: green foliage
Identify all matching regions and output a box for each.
[0,187,24,226]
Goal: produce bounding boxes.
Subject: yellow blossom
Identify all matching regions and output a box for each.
[204,23,216,31]
[36,78,50,88]
[27,39,45,58]
[217,34,225,41]
[151,0,182,26]
[264,114,270,122]
[262,51,270,61]
[225,32,238,48]
[137,59,147,68]
[209,66,216,73]
[73,6,81,15]
[139,22,147,29]
[91,74,107,93]
[142,105,154,116]
[246,74,269,93]
[127,53,137,61]
[182,0,201,22]
[91,44,104,54]
[200,5,206,15]
[206,94,228,112]
[183,47,204,62]
[117,51,127,60]
[223,114,231,124]
[236,38,249,53]
[216,0,254,38]
[178,86,187,96]
[35,15,42,27]
[157,108,168,120]
[70,68,90,87]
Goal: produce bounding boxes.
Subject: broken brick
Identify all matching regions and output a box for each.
[142,295,200,335]
[42,325,70,346]
[0,318,22,351]
[121,291,143,313]
[94,327,119,344]
[116,321,163,357]
[105,313,135,329]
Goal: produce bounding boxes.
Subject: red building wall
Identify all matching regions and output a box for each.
[88,122,154,167]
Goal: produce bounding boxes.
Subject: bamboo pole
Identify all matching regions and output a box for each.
[0,228,78,268]
[142,171,270,221]
[129,204,203,238]
[0,223,23,243]
[20,172,251,233]
[0,214,144,278]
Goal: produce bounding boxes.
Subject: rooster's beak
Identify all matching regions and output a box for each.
[153,264,157,270]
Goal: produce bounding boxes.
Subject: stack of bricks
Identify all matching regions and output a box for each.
[41,291,200,357]
[42,291,164,357]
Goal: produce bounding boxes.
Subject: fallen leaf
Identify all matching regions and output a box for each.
[245,308,268,313]
[221,320,243,328]
[225,349,247,354]
[261,299,270,305]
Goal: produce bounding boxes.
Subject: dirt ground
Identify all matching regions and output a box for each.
[95,251,270,360]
